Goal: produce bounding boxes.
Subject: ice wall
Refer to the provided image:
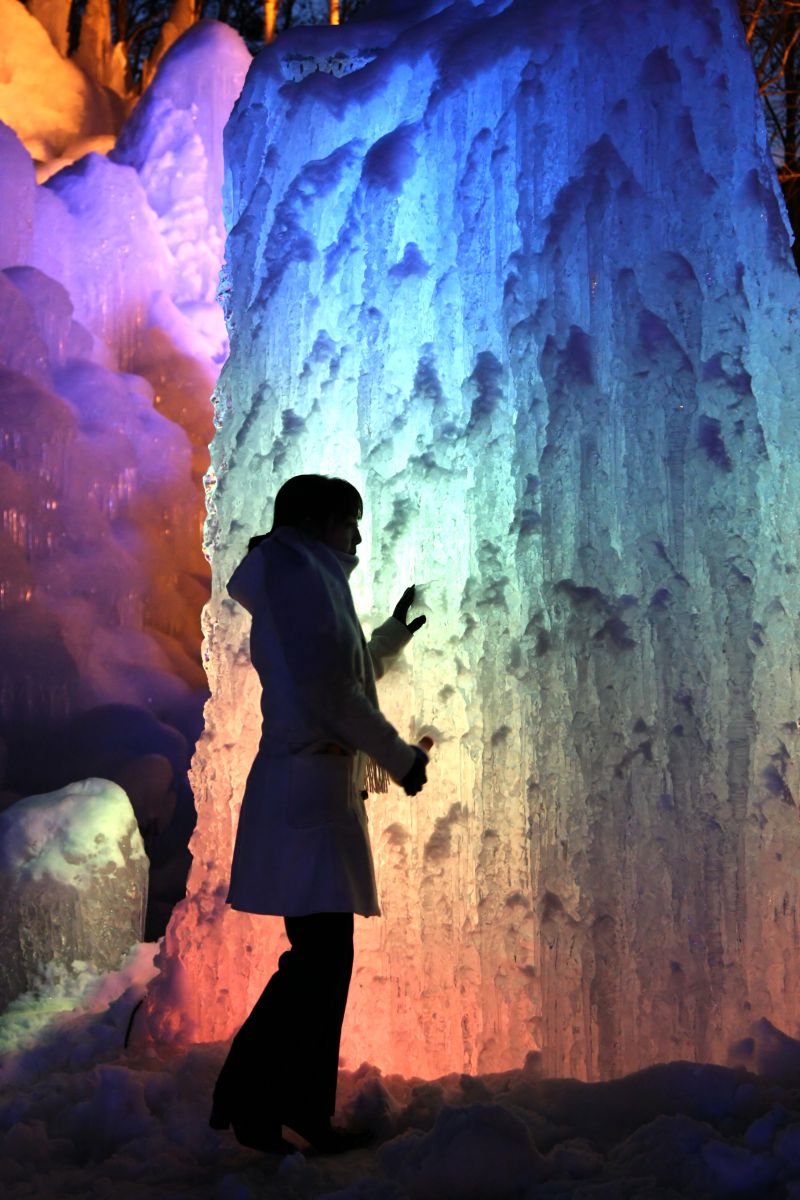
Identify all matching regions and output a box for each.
[148,0,800,1081]
[0,20,249,930]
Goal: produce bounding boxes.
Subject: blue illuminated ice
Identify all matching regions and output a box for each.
[153,0,800,1087]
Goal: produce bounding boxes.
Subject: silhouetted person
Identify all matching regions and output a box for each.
[210,474,428,1154]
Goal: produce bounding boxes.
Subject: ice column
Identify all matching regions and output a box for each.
[148,0,800,1081]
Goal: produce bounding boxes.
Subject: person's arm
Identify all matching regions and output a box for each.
[368,617,412,680]
[227,544,267,614]
[368,585,427,679]
[263,545,418,782]
[306,669,418,783]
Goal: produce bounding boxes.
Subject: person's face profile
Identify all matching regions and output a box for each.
[321,512,362,556]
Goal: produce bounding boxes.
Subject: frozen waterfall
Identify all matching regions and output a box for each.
[145,0,800,1082]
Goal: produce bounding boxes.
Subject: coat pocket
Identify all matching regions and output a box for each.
[285,754,355,830]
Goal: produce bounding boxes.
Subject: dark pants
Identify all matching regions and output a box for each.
[213,912,355,1122]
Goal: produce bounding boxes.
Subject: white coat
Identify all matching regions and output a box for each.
[224,527,417,917]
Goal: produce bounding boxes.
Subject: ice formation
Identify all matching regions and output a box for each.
[0,0,116,166]
[0,778,147,1010]
[111,20,250,310]
[27,0,70,58]
[0,19,250,931]
[145,0,800,1084]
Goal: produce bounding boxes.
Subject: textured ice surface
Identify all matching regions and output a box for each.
[0,124,35,272]
[0,19,250,770]
[42,152,172,362]
[147,0,800,1082]
[0,778,147,1010]
[112,21,251,306]
[26,0,70,57]
[73,0,131,97]
[0,21,249,931]
[0,0,114,163]
[0,264,202,725]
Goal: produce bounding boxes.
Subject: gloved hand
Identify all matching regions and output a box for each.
[392,585,427,634]
[401,746,428,796]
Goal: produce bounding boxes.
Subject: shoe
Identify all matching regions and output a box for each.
[282,1115,373,1154]
[231,1117,298,1156]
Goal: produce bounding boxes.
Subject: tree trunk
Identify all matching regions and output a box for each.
[779,9,799,268]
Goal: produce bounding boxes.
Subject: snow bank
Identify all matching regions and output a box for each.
[0,779,147,1010]
[4,1003,800,1198]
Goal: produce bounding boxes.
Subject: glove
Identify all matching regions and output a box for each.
[401,746,428,796]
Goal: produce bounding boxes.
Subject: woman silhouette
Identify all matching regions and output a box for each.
[210,474,428,1154]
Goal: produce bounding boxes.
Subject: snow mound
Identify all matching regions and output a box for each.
[4,1018,800,1198]
[0,779,147,1010]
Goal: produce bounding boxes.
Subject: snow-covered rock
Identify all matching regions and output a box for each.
[0,778,147,1011]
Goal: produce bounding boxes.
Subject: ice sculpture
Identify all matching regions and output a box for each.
[0,778,147,1010]
[144,0,800,1081]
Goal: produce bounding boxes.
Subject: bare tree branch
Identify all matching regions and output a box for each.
[739,0,800,269]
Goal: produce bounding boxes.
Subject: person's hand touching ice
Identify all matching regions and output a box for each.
[391,585,430,793]
[393,585,426,634]
[401,744,428,795]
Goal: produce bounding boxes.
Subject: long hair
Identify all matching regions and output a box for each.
[247,475,363,553]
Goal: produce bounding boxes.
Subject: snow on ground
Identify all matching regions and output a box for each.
[2,952,800,1199]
